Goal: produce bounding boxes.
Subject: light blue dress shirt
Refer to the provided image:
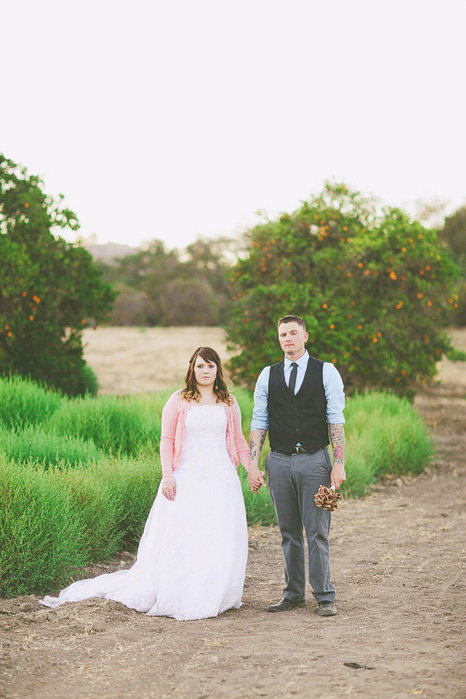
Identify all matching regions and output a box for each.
[250,350,345,431]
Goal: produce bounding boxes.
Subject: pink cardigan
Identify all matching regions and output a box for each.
[160,391,250,482]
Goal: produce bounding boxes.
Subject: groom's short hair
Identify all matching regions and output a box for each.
[277,314,306,331]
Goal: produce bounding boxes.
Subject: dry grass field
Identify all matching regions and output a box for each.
[82,327,231,394]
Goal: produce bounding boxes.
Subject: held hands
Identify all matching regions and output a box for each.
[330,463,346,490]
[162,478,176,501]
[248,466,266,493]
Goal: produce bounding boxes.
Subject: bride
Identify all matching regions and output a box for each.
[40,347,260,620]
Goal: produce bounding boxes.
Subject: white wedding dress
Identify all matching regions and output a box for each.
[40,405,248,620]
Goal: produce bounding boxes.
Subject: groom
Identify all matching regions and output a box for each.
[248,314,346,616]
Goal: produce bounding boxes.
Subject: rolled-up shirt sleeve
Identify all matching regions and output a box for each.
[323,363,345,424]
[250,367,270,431]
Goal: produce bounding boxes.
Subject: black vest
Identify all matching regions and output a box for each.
[267,356,329,455]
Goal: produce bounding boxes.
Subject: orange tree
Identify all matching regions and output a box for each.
[438,204,466,326]
[0,154,115,395]
[227,183,459,398]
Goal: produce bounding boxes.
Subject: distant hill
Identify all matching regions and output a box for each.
[82,241,140,265]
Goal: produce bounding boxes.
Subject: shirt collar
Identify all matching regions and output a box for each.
[284,350,309,370]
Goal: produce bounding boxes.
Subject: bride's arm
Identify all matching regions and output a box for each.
[160,392,179,483]
[231,399,251,472]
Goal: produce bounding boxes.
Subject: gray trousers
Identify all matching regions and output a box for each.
[266,448,336,604]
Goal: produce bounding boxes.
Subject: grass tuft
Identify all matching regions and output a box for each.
[0,424,100,468]
[47,394,164,455]
[0,375,64,428]
[0,458,86,597]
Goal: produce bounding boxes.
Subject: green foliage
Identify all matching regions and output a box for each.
[0,374,63,428]
[0,379,434,595]
[238,465,275,525]
[236,389,433,518]
[227,183,459,397]
[0,452,159,597]
[445,347,466,361]
[82,363,99,396]
[438,204,466,273]
[100,453,161,550]
[47,394,162,455]
[342,391,433,496]
[0,458,87,597]
[0,154,115,395]
[57,460,129,561]
[452,280,466,328]
[437,204,466,326]
[101,237,241,326]
[232,387,255,435]
[0,424,99,468]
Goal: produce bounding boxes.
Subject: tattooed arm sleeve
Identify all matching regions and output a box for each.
[328,423,345,465]
[249,429,267,469]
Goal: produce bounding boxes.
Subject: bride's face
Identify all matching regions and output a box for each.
[194,356,218,388]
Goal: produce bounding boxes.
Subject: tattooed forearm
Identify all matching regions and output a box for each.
[328,424,345,465]
[250,439,257,463]
[249,429,267,466]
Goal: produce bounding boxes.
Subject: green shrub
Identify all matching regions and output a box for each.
[0,375,63,428]
[47,394,162,455]
[0,457,86,597]
[0,424,99,468]
[227,182,459,398]
[342,391,433,496]
[233,387,255,433]
[57,460,129,561]
[82,363,99,395]
[0,154,115,396]
[0,388,434,596]
[239,465,276,525]
[97,453,160,549]
[445,347,466,361]
[0,453,160,597]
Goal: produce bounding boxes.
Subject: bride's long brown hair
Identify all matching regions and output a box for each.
[180,347,233,405]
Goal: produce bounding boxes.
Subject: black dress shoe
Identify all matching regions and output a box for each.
[318,601,337,616]
[267,598,306,612]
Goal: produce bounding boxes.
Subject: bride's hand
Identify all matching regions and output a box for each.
[249,469,266,493]
[162,479,176,501]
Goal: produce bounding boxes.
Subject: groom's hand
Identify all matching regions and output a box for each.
[251,471,266,493]
[249,429,267,492]
[330,463,346,489]
[248,466,266,493]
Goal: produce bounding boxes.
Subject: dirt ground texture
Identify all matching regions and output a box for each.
[1,329,465,698]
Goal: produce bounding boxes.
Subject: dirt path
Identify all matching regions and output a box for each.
[1,333,465,698]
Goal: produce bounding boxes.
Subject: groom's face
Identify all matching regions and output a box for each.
[278,322,309,358]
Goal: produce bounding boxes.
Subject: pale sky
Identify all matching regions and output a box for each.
[2,0,465,248]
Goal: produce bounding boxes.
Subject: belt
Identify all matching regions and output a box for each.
[272,446,308,456]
